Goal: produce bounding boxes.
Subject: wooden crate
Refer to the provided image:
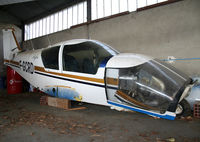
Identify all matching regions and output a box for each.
[47,97,71,109]
[40,96,86,111]
[56,97,71,109]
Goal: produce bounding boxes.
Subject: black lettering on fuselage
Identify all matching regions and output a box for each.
[19,60,34,74]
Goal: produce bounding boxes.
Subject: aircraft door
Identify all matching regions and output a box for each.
[105,68,119,104]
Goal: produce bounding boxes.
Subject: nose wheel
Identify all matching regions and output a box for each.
[175,99,191,117]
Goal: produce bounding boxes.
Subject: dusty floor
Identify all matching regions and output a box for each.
[0,89,200,142]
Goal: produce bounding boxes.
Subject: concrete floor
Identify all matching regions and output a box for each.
[0,89,200,142]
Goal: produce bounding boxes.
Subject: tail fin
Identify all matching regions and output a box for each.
[2,28,22,61]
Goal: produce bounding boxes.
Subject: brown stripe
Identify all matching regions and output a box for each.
[4,59,9,63]
[35,66,104,84]
[4,59,19,66]
[106,77,118,86]
[10,60,19,66]
[116,90,157,110]
[45,85,71,89]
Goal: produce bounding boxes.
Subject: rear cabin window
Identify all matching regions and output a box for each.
[63,41,115,74]
[41,46,60,70]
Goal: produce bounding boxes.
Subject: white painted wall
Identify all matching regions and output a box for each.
[21,0,200,76]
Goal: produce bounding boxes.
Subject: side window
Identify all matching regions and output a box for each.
[41,46,60,70]
[63,41,113,74]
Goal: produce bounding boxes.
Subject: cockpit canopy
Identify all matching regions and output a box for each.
[106,58,191,113]
[41,40,118,74]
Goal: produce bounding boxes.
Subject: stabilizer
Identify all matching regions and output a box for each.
[2,28,22,61]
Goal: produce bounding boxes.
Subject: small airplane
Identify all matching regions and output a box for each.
[3,28,197,120]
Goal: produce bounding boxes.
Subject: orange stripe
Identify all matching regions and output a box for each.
[106,77,118,86]
[116,90,157,110]
[4,59,19,66]
[10,60,19,66]
[35,66,104,84]
[45,85,71,88]
[4,59,9,63]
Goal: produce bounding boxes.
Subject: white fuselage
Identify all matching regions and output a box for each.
[5,46,109,106]
[5,39,191,120]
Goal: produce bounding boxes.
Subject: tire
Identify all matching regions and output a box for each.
[175,99,191,117]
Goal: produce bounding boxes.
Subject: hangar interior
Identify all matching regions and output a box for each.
[0,0,200,77]
[0,0,200,141]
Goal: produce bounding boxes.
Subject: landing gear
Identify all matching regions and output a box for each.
[175,99,191,117]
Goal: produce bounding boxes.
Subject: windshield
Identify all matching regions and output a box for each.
[106,59,190,113]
